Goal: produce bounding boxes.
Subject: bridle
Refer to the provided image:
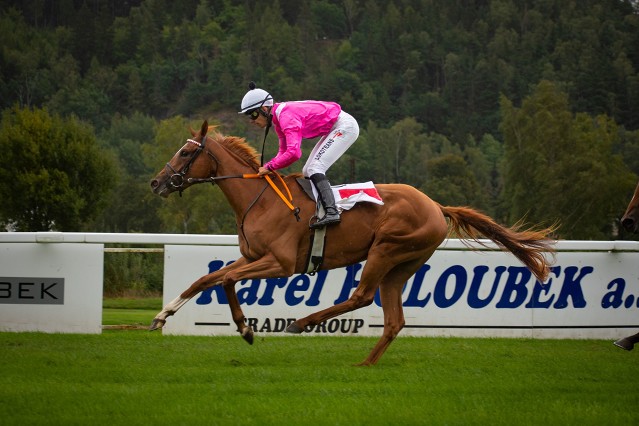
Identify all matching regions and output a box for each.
[164,136,218,196]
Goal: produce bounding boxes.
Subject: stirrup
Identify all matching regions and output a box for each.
[310,212,341,229]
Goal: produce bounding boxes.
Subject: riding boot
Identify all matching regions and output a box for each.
[309,173,341,229]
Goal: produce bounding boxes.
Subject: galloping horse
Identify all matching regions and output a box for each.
[615,179,639,350]
[149,121,556,365]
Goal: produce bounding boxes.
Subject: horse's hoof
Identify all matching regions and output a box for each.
[613,338,634,351]
[241,328,254,345]
[285,321,304,334]
[149,319,165,331]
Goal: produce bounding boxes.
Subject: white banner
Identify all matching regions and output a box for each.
[162,244,639,339]
[0,243,103,333]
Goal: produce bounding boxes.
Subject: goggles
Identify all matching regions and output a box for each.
[246,108,260,120]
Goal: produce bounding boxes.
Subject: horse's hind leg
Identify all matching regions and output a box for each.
[286,252,391,334]
[357,260,426,366]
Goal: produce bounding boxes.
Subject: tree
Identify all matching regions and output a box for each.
[0,106,115,231]
[500,80,636,239]
[422,153,482,207]
[91,112,163,233]
[142,116,236,234]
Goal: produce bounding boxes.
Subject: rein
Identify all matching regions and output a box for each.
[168,135,300,221]
[188,172,301,221]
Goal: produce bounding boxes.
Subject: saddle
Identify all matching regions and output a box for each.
[296,178,383,209]
[295,178,384,274]
[296,177,315,201]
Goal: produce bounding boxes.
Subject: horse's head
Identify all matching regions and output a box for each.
[150,120,216,198]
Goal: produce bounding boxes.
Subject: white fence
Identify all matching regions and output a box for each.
[1,232,638,339]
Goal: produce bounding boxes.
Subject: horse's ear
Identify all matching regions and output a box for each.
[189,127,197,137]
[201,120,208,138]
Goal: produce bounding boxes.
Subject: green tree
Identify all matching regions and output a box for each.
[142,116,236,234]
[0,106,115,231]
[310,0,347,40]
[91,112,163,233]
[616,128,639,175]
[422,153,482,207]
[46,57,116,131]
[500,80,635,239]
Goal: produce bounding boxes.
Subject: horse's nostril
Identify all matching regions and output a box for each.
[150,180,159,188]
[622,218,634,230]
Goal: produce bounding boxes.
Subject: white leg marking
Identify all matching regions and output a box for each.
[156,296,190,321]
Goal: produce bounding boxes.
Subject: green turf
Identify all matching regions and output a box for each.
[102,297,162,310]
[0,331,637,425]
[102,297,162,327]
[102,308,157,326]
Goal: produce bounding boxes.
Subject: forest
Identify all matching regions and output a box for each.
[1,0,639,240]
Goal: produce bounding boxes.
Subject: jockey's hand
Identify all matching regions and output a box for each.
[258,166,272,176]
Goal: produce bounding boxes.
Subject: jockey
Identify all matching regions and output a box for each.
[239,82,359,229]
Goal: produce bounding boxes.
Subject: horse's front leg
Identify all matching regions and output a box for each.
[150,254,293,345]
[223,283,254,345]
[215,253,294,341]
[149,256,251,331]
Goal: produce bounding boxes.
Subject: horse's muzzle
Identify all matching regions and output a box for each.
[150,178,171,198]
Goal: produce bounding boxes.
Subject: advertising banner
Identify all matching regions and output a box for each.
[162,244,639,339]
[0,243,103,333]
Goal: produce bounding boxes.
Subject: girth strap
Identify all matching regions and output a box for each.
[306,204,327,275]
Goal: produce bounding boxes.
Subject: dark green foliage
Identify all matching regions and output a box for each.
[103,250,163,297]
[500,81,636,239]
[0,0,638,241]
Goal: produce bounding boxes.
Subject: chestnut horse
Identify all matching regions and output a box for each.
[149,121,556,365]
[615,179,639,350]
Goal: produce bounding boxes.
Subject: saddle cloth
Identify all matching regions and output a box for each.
[296,178,384,211]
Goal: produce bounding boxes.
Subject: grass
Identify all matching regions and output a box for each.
[0,299,637,425]
[102,297,162,327]
[103,297,162,309]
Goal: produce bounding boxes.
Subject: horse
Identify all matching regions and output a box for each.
[614,179,639,350]
[149,121,557,366]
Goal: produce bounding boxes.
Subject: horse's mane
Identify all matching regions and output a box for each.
[207,130,260,169]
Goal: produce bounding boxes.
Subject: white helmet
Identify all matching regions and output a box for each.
[238,81,273,114]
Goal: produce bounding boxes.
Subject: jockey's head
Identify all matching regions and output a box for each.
[239,82,273,122]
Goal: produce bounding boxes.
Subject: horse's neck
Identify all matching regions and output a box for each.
[216,176,263,216]
[208,140,306,218]
[212,152,262,216]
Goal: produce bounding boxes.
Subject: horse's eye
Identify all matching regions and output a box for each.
[180,150,190,157]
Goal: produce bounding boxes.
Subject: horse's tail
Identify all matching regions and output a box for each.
[438,204,557,282]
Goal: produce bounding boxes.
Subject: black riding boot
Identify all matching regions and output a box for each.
[309,173,341,229]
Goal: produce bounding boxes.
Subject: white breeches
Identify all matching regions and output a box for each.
[302,111,359,177]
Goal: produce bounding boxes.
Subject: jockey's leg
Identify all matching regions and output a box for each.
[310,173,340,228]
[303,111,359,230]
